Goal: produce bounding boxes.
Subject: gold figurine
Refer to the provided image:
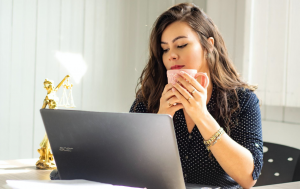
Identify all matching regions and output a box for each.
[36,134,55,169]
[36,75,74,169]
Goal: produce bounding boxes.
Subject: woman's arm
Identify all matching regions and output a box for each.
[196,113,256,188]
[195,93,263,189]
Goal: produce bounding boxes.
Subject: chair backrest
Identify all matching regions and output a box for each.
[255,142,300,186]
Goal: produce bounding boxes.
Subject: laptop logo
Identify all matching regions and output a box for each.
[59,147,73,152]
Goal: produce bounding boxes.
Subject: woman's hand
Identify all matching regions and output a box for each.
[157,83,184,118]
[171,71,210,122]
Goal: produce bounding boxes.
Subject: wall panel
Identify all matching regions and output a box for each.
[265,0,289,106]
[248,0,269,105]
[33,0,61,158]
[7,0,37,159]
[81,0,96,111]
[59,0,85,109]
[206,0,239,70]
[286,0,300,107]
[0,0,13,159]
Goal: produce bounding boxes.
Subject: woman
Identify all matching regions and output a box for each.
[130,3,263,189]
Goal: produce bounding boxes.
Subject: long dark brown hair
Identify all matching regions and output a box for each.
[133,3,257,157]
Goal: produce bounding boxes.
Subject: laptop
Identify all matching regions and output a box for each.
[40,109,220,189]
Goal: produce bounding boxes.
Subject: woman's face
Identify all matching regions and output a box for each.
[161,21,208,73]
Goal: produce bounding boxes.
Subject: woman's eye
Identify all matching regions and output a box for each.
[162,43,187,53]
[178,43,188,48]
[162,48,169,53]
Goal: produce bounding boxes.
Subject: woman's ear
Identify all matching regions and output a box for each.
[208,37,214,52]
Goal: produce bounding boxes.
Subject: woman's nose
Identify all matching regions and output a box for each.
[168,51,178,61]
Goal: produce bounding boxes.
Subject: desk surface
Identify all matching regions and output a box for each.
[0,159,51,188]
[1,159,300,189]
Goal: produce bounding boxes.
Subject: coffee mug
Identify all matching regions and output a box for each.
[167,69,209,89]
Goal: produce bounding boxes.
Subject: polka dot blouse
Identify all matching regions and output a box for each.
[129,84,263,189]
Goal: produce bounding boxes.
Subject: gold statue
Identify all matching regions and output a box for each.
[36,134,55,169]
[36,75,74,169]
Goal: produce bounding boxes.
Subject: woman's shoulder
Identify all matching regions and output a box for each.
[236,87,255,98]
[235,87,260,114]
[129,95,149,113]
[236,87,258,101]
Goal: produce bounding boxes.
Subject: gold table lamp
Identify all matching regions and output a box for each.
[36,75,75,169]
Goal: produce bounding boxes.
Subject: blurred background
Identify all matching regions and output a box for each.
[0,0,299,160]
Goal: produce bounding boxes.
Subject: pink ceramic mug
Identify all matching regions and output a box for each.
[167,69,209,89]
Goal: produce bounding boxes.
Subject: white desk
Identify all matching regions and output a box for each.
[0,159,51,188]
[1,159,300,189]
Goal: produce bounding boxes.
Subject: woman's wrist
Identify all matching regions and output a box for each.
[195,109,210,125]
[195,111,221,141]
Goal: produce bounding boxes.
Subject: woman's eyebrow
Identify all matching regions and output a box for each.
[161,36,187,44]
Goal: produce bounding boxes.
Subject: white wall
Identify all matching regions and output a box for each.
[1,0,299,161]
[0,0,206,160]
[245,0,300,107]
[208,0,300,108]
[206,0,247,74]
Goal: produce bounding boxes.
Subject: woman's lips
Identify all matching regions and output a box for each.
[171,65,185,70]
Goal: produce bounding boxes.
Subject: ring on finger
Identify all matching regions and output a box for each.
[187,97,192,102]
[191,88,197,94]
[167,101,172,107]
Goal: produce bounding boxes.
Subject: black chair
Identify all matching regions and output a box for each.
[255,142,300,186]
